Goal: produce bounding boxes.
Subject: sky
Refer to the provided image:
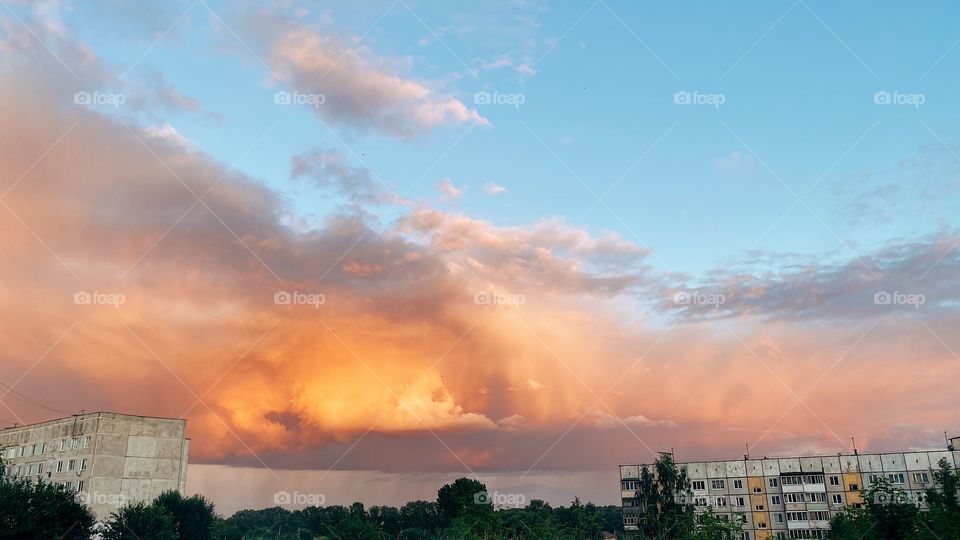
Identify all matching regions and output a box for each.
[1,0,959,512]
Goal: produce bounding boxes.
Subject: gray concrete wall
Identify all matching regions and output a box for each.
[0,412,188,521]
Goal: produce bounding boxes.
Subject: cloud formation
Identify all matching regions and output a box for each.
[256,17,489,139]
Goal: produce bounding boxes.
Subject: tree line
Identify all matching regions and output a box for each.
[3,455,958,539]
[0,465,622,539]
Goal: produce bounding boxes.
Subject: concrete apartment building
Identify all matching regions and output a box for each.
[620,439,960,540]
[0,412,189,520]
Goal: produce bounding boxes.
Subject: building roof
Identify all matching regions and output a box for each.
[0,411,186,431]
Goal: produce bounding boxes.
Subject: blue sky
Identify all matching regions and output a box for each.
[58,0,960,277]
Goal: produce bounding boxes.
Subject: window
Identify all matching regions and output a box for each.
[786,512,808,521]
[753,487,762,493]
[810,493,826,503]
[711,480,725,490]
[913,472,929,484]
[888,473,905,485]
[80,458,87,471]
[621,480,638,491]
[714,497,726,507]
[733,479,743,489]
[76,480,85,493]
[755,504,765,511]
[867,474,880,484]
[695,497,707,507]
[692,480,705,490]
[849,483,859,492]
[782,476,803,485]
[803,474,824,484]
[775,513,784,523]
[57,460,64,473]
[832,494,843,504]
[758,522,767,529]
[735,496,746,506]
[768,478,779,488]
[811,511,829,520]
[68,459,77,471]
[785,493,803,503]
[60,439,68,451]
[32,443,44,455]
[829,475,840,486]
[771,495,781,505]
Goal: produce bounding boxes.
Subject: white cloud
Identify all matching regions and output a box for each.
[436,178,464,199]
[266,24,490,139]
[483,182,507,195]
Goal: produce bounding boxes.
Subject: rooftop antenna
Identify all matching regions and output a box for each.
[852,437,858,456]
[745,443,750,460]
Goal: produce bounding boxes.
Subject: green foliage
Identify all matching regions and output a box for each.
[635,453,696,539]
[691,508,743,540]
[828,459,960,540]
[0,476,95,540]
[101,501,178,540]
[216,478,622,539]
[153,490,217,540]
[436,477,492,525]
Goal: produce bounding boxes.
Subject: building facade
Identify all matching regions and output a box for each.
[0,412,189,519]
[620,445,960,539]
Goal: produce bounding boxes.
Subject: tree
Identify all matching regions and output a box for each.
[436,477,493,525]
[102,501,178,540]
[919,458,960,539]
[399,499,440,536]
[635,453,696,539]
[692,508,743,540]
[828,478,918,540]
[0,477,95,540]
[153,490,217,540]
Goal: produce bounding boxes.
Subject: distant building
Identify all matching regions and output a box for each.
[620,442,960,539]
[0,412,189,520]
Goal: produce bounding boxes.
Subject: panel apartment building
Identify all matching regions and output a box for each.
[620,439,960,540]
[0,412,189,520]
